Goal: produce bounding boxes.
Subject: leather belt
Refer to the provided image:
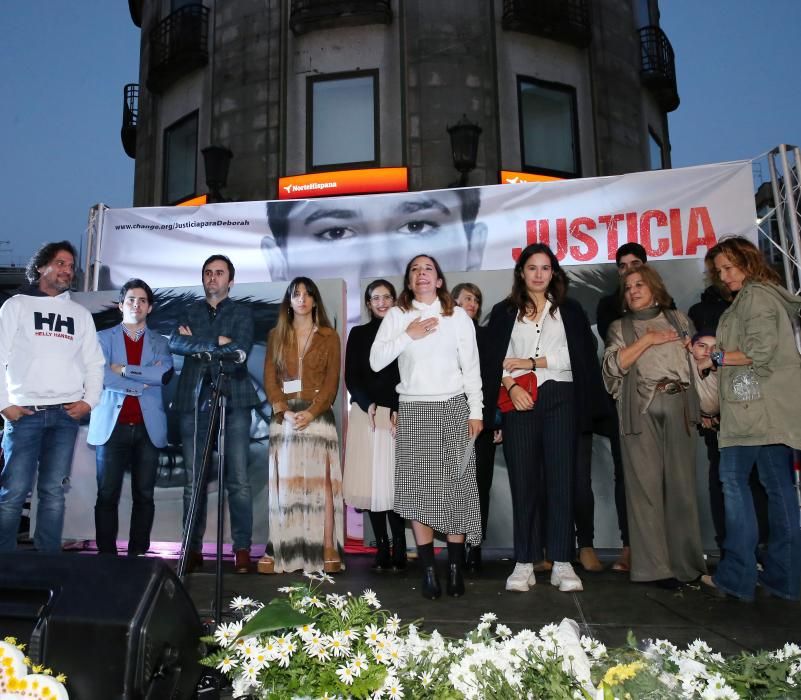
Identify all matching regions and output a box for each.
[654,380,685,395]
[21,403,67,411]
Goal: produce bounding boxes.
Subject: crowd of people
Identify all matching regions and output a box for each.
[0,237,799,604]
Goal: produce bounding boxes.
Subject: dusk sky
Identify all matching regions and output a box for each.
[1,1,798,269]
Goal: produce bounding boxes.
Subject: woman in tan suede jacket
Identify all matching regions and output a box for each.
[259,277,344,575]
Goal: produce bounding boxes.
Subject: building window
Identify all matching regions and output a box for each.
[648,128,664,170]
[308,71,378,170]
[163,111,198,205]
[518,76,580,178]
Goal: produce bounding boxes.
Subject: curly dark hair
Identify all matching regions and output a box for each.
[26,240,77,283]
[508,243,568,320]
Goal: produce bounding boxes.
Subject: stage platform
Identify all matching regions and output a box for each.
[174,547,801,656]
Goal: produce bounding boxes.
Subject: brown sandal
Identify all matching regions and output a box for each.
[257,555,275,574]
[324,547,341,574]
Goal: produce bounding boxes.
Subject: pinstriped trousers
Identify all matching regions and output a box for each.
[501,380,576,563]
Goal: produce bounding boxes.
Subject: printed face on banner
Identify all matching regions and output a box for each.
[264,189,487,324]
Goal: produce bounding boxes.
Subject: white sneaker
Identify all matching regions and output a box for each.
[550,561,583,592]
[505,562,536,592]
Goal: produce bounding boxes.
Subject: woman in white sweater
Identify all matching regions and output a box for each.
[370,254,483,600]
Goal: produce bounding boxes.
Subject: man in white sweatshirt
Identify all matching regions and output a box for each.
[0,241,105,552]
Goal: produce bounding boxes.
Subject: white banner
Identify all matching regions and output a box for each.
[98,161,756,325]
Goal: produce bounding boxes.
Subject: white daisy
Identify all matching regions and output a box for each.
[336,664,356,685]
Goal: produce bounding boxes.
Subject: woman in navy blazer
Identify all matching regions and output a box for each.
[481,244,608,592]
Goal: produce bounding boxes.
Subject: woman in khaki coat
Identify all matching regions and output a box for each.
[699,237,801,601]
[602,265,706,588]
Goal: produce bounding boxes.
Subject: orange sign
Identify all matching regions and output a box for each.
[500,170,564,185]
[177,194,208,206]
[278,167,408,200]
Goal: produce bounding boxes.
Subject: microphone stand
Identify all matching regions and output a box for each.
[177,357,231,626]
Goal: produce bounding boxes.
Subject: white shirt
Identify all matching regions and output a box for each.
[370,298,483,419]
[503,300,573,385]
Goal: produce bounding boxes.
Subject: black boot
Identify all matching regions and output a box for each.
[391,536,408,571]
[465,545,482,574]
[447,563,465,597]
[447,541,466,597]
[421,565,442,599]
[371,537,392,571]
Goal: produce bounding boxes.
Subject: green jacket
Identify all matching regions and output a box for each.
[717,281,801,449]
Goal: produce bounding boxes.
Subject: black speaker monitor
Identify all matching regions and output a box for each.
[0,553,203,700]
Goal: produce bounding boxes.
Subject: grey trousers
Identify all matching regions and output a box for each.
[620,391,707,582]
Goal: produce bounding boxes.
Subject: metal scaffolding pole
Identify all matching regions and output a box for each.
[776,144,801,294]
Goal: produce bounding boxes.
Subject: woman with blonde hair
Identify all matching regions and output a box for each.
[260,277,344,574]
[699,236,801,601]
[602,264,706,588]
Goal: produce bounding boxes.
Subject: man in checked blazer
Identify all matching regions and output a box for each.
[88,278,173,557]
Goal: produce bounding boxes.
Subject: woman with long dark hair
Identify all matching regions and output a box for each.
[370,255,483,599]
[343,279,406,571]
[699,236,801,601]
[602,264,706,588]
[259,277,344,574]
[484,243,607,593]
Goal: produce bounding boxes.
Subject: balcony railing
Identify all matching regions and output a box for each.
[147,4,209,94]
[502,0,591,48]
[290,0,392,36]
[121,84,139,159]
[639,25,679,112]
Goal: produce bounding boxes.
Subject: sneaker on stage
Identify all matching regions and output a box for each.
[550,561,583,592]
[505,562,536,592]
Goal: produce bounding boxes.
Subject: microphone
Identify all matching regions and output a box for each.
[193,349,246,364]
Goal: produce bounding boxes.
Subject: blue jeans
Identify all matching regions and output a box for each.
[714,444,801,601]
[180,408,253,552]
[95,422,159,555]
[0,408,80,552]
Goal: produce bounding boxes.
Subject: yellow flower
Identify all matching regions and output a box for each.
[601,661,644,687]
[3,637,17,645]
[32,664,45,673]
[55,674,67,683]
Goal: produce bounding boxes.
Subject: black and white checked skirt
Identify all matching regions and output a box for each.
[394,394,482,545]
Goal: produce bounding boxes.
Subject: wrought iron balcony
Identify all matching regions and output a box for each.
[147,4,209,94]
[290,0,392,36]
[128,0,143,27]
[502,0,591,48]
[639,25,679,112]
[121,84,139,159]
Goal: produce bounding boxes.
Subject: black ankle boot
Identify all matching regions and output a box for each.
[421,565,441,599]
[371,537,392,571]
[447,563,465,597]
[465,545,482,574]
[391,536,408,571]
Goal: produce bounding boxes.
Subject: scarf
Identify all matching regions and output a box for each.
[620,307,700,436]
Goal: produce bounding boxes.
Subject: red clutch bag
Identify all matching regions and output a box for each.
[497,372,538,413]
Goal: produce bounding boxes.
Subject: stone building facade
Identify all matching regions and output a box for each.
[123,0,679,205]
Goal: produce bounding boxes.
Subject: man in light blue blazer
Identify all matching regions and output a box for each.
[88,279,173,556]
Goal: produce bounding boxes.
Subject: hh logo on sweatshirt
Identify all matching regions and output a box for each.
[33,311,75,340]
